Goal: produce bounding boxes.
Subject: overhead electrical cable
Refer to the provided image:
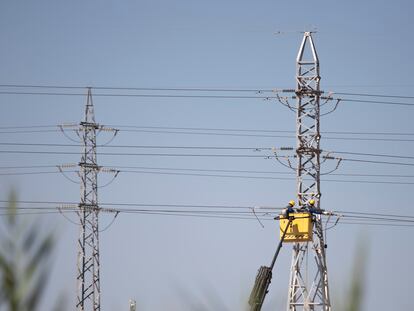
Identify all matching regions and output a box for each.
[2,126,414,143]
[2,149,414,167]
[2,84,414,100]
[2,142,414,162]
[2,124,414,137]
[0,89,414,107]
[333,92,414,100]
[3,164,414,179]
[2,200,414,219]
[3,167,414,185]
[0,209,413,227]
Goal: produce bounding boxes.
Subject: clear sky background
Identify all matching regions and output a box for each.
[0,0,413,310]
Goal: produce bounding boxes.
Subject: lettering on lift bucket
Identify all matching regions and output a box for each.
[279,213,313,242]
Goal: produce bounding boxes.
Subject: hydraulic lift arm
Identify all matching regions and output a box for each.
[248,217,293,311]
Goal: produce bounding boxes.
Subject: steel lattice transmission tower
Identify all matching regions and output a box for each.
[286,32,331,311]
[77,88,102,311]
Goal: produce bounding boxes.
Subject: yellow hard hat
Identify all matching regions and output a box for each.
[288,200,295,207]
[309,199,315,206]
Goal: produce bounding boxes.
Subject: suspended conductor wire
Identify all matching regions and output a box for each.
[3,142,414,163]
[1,89,414,107]
[98,170,120,188]
[0,91,277,100]
[99,211,120,232]
[3,124,414,137]
[0,84,276,93]
[3,83,414,101]
[1,210,413,227]
[2,202,414,222]
[5,164,414,179]
[333,92,414,100]
[0,171,68,176]
[0,211,65,216]
[3,201,414,224]
[58,207,81,226]
[251,207,265,228]
[6,168,414,186]
[59,125,81,143]
[325,216,341,231]
[57,167,80,184]
[1,205,414,227]
[3,127,414,143]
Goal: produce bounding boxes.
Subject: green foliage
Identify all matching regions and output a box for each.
[0,190,55,311]
[345,239,368,311]
[336,238,369,311]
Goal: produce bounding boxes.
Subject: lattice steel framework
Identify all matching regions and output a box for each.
[286,32,331,311]
[77,88,101,311]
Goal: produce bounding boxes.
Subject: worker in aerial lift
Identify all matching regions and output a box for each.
[303,199,333,216]
[277,199,334,220]
[304,199,319,214]
[279,200,296,219]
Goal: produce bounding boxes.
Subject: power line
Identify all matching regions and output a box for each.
[2,123,414,137]
[0,200,267,209]
[2,84,414,101]
[334,91,414,100]
[3,142,414,162]
[2,149,414,167]
[0,91,276,100]
[0,165,59,169]
[2,126,414,143]
[0,142,275,151]
[112,166,414,179]
[2,209,414,228]
[115,169,414,185]
[0,129,60,134]
[328,150,414,160]
[114,125,414,137]
[338,157,414,167]
[2,202,414,228]
[1,208,413,228]
[4,164,414,179]
[114,129,414,142]
[0,150,276,158]
[0,211,69,216]
[1,90,414,107]
[99,128,414,142]
[325,221,414,228]
[341,214,414,223]
[0,125,57,129]
[0,84,275,93]
[0,171,75,176]
[4,167,414,186]
[338,98,414,107]
[336,210,414,219]
[118,170,414,185]
[3,200,414,220]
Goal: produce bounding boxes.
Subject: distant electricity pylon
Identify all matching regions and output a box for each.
[286,32,331,311]
[76,88,102,311]
[58,88,119,311]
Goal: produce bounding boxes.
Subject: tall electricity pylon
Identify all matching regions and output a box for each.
[58,88,119,310]
[286,32,331,311]
[77,88,102,311]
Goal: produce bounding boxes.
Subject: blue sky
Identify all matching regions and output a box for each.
[0,1,413,310]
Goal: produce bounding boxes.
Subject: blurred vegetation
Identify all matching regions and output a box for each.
[342,239,368,311]
[0,189,64,311]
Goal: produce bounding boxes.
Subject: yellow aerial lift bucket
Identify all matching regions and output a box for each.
[279,213,313,242]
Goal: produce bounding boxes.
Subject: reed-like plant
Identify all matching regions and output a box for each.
[0,190,61,311]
